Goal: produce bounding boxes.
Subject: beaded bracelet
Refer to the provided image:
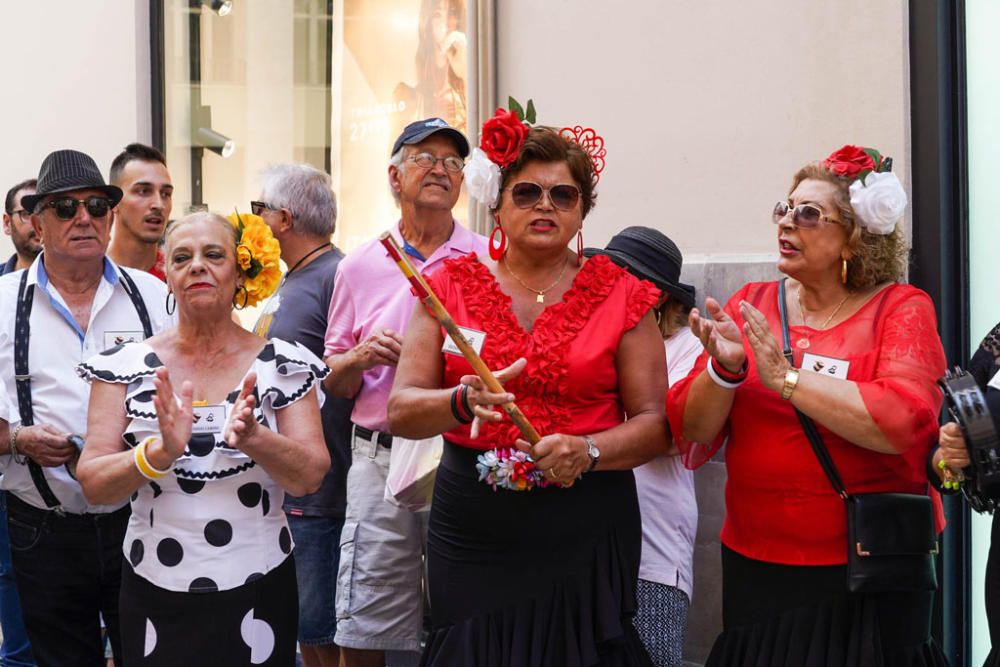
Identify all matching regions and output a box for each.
[134,436,172,480]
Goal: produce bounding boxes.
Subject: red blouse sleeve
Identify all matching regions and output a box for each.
[665,283,752,469]
[857,286,946,453]
[623,277,662,331]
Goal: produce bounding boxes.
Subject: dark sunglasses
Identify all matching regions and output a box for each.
[42,196,112,221]
[505,182,581,211]
[772,200,839,229]
[250,200,274,216]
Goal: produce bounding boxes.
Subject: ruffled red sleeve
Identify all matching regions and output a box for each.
[623,277,661,331]
[665,283,753,469]
[857,286,946,453]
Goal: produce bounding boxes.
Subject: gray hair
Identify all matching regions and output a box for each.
[388,147,407,206]
[259,163,337,237]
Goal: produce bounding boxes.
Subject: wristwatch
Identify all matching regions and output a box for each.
[584,435,600,472]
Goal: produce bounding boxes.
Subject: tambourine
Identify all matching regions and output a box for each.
[939,368,1000,513]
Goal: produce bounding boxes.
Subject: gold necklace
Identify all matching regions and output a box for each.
[503,257,569,304]
[796,286,850,330]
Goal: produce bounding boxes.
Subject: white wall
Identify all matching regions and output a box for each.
[496,1,911,261]
[0,0,150,258]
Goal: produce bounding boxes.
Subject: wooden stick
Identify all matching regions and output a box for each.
[379,232,541,444]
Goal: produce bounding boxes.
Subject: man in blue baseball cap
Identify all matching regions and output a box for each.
[322,118,482,666]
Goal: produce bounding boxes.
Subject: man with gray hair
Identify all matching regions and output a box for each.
[323,118,485,667]
[252,163,352,667]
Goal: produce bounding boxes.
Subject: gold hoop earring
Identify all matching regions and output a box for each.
[841,258,848,285]
[233,286,249,310]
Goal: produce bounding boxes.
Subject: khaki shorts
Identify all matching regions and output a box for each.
[334,427,428,652]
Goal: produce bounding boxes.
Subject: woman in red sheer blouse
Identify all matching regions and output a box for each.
[389,113,668,666]
[668,146,948,666]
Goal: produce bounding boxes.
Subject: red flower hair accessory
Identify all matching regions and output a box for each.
[823,144,888,181]
[824,144,907,235]
[480,108,529,168]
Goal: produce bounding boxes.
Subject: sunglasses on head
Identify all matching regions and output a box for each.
[772,201,839,229]
[505,182,581,211]
[41,196,113,221]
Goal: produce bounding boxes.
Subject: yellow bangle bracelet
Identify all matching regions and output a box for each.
[134,437,171,480]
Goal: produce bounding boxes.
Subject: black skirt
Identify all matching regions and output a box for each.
[707,545,948,667]
[119,555,298,666]
[420,441,652,667]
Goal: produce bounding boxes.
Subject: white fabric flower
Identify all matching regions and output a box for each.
[848,171,908,235]
[463,147,502,207]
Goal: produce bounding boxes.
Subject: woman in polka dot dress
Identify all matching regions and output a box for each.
[75,212,331,666]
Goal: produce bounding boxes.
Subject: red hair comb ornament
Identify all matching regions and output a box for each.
[560,126,607,184]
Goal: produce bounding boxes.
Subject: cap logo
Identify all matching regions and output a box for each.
[425,118,448,128]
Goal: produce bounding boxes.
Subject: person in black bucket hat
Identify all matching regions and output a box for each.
[0,148,172,666]
[586,225,702,665]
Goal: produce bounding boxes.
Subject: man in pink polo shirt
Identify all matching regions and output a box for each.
[323,118,486,666]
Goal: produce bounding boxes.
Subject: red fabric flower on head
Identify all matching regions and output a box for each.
[480,108,528,167]
[823,145,876,179]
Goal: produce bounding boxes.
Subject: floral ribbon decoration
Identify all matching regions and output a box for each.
[823,145,908,235]
[227,210,283,307]
[476,447,568,491]
[464,96,607,208]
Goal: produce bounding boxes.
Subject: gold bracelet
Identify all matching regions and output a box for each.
[134,437,172,480]
[780,368,800,401]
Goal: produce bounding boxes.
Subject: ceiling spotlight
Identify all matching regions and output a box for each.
[195,127,236,158]
[205,0,232,16]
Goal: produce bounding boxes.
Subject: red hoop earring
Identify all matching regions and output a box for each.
[489,222,507,262]
[576,230,584,266]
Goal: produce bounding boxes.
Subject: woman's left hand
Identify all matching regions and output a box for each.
[514,433,591,485]
[224,372,259,450]
[739,300,789,393]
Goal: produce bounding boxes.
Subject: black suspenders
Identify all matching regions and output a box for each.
[13,267,154,510]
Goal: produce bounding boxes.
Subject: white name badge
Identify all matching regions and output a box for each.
[801,352,851,380]
[192,404,227,434]
[442,326,486,357]
[103,331,144,350]
[987,369,1000,392]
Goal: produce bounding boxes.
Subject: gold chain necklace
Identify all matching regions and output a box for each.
[796,286,850,330]
[503,257,569,304]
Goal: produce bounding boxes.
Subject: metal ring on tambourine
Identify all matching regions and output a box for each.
[938,368,1000,513]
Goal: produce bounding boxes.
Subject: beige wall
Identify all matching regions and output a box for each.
[0,1,150,260]
[496,0,911,263]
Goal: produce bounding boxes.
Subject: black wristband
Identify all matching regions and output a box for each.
[459,384,475,421]
[450,387,473,424]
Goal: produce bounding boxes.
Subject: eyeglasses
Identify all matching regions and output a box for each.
[772,201,839,229]
[505,182,581,211]
[407,152,464,172]
[41,196,112,221]
[11,209,30,220]
[250,200,295,217]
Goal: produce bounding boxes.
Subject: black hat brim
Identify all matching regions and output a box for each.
[22,184,124,215]
[584,247,696,308]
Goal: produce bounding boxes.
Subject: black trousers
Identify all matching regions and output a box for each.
[5,494,128,667]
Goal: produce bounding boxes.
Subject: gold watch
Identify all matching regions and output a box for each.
[780,368,800,400]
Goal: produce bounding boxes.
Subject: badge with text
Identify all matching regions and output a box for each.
[103,331,144,350]
[192,404,227,434]
[802,352,850,380]
[442,326,486,357]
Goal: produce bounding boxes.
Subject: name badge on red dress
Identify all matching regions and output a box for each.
[801,352,850,380]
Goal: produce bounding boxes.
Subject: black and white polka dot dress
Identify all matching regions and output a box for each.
[78,338,329,666]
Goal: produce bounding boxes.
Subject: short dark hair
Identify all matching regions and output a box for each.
[496,126,597,218]
[5,178,37,215]
[109,143,167,186]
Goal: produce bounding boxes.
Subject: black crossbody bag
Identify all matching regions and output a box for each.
[777,279,938,593]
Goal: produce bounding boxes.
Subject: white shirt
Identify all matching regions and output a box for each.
[633,326,703,598]
[0,255,173,514]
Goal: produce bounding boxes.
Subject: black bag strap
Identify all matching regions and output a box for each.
[13,266,155,510]
[777,278,849,500]
[117,268,154,339]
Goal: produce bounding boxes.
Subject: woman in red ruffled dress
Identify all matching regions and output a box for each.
[389,106,669,666]
[669,146,948,666]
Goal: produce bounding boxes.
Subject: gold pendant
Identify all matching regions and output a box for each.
[536,294,545,304]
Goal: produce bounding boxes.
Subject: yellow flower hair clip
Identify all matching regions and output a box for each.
[227,210,282,308]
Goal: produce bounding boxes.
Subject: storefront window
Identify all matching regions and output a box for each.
[158,0,473,253]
